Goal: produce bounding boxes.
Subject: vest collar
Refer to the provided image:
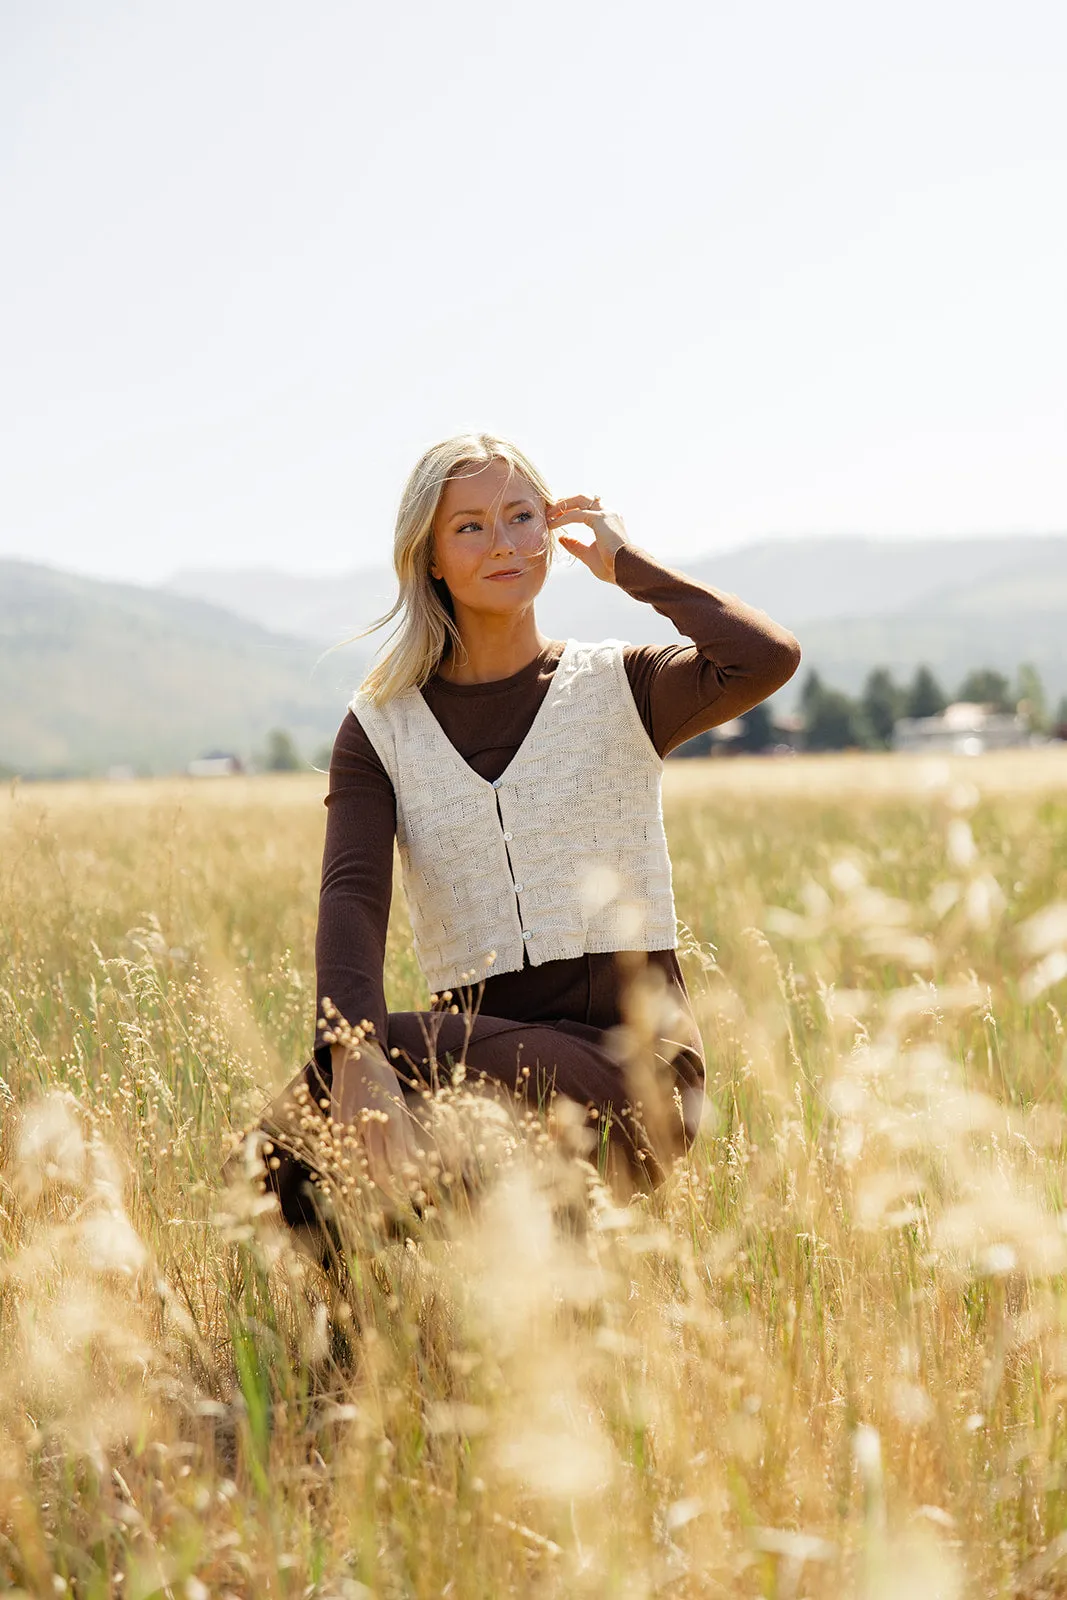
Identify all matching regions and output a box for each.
[408,638,579,793]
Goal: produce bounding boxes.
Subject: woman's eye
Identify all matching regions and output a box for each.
[456,512,533,532]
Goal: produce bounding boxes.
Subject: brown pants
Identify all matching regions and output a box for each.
[234,1010,703,1238]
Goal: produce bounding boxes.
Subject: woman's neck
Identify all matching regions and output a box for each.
[439,607,550,686]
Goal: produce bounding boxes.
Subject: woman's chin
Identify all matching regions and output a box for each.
[473,574,546,612]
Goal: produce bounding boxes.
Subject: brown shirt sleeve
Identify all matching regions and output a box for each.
[314,710,396,1051]
[616,544,802,755]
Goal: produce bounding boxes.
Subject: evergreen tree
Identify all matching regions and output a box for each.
[737,701,775,753]
[1053,696,1067,733]
[956,668,1012,711]
[804,686,865,751]
[860,667,903,748]
[904,665,947,719]
[263,728,302,772]
[799,670,824,718]
[1015,663,1047,730]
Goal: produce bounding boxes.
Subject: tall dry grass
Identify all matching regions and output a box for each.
[2,752,1067,1597]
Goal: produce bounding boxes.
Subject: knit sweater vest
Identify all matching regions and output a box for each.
[350,639,678,994]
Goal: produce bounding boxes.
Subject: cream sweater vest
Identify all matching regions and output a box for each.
[350,639,677,993]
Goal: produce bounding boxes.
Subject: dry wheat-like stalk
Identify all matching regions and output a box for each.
[0,757,1066,1594]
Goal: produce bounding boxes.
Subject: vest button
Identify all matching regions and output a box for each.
[522,929,533,940]
[491,778,502,789]
[513,883,524,894]
[502,831,513,841]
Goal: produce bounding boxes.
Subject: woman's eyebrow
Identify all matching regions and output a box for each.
[447,499,531,522]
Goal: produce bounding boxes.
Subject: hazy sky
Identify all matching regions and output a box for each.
[3,0,1065,584]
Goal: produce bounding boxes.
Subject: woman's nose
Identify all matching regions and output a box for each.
[489,518,516,553]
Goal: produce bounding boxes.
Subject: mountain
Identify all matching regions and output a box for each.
[0,560,372,777]
[166,563,398,642]
[167,534,1067,640]
[168,534,1067,708]
[5,534,1066,777]
[793,539,1067,701]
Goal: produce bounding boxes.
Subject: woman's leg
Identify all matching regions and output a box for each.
[385,1011,688,1189]
[229,1010,691,1238]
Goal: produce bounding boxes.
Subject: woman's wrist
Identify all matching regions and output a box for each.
[330,1038,423,1203]
[609,534,630,579]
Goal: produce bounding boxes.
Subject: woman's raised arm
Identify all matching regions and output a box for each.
[547,496,801,754]
[616,545,802,755]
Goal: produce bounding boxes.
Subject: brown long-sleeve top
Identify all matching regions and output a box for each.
[314,546,801,1067]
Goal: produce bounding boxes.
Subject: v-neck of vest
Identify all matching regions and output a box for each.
[414,638,577,790]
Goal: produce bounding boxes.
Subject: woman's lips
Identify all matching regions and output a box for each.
[484,568,524,581]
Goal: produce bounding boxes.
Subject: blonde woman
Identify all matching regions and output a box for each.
[246,433,800,1234]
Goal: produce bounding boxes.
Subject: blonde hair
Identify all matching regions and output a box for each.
[358,433,555,705]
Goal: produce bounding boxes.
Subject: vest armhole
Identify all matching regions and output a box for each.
[347,695,400,789]
[606,641,666,766]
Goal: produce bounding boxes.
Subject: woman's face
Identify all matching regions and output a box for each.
[430,459,549,617]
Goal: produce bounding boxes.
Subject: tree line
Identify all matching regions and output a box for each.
[675,663,1067,757]
[262,662,1067,769]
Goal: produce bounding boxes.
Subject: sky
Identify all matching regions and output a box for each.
[2,0,1066,585]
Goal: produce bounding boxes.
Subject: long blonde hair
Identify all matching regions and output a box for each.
[358,433,555,704]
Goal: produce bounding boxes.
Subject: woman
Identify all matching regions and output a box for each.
[242,433,800,1236]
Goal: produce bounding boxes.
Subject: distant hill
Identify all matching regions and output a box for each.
[0,561,371,776]
[780,536,1067,703]
[168,534,1067,708]
[168,534,1067,638]
[167,563,398,641]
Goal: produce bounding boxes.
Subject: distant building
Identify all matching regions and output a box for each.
[893,702,1030,756]
[187,752,244,777]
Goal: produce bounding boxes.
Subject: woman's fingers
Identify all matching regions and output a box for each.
[549,496,624,584]
[331,1089,420,1204]
[547,495,603,524]
[548,508,599,531]
[362,1117,415,1205]
[558,533,597,561]
[368,1121,406,1196]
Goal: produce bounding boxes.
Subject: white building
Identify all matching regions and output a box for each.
[187,753,244,777]
[893,702,1030,756]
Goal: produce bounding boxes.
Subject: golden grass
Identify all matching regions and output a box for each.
[2,755,1067,1597]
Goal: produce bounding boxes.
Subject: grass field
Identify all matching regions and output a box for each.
[3,750,1067,1598]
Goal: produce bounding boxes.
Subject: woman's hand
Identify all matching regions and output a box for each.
[330,1041,422,1207]
[547,495,628,584]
